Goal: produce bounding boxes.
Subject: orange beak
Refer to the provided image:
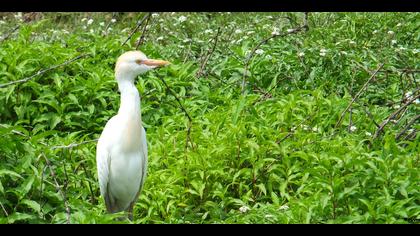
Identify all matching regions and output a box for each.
[141,59,171,67]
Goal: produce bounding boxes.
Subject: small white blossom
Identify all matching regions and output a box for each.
[247,31,254,35]
[320,52,326,57]
[372,30,378,34]
[393,104,401,109]
[404,91,413,99]
[204,29,213,34]
[286,28,294,33]
[178,16,187,23]
[302,125,310,131]
[14,12,22,19]
[239,206,250,213]
[183,38,191,43]
[340,51,348,56]
[271,27,280,36]
[156,36,164,41]
[255,49,264,55]
[396,23,402,27]
[312,127,320,132]
[391,40,397,45]
[62,29,69,34]
[265,214,275,218]
[298,52,305,57]
[266,55,272,60]
[350,126,357,132]
[365,132,372,137]
[412,49,419,54]
[108,27,113,32]
[0,20,5,24]
[81,18,87,22]
[235,29,242,34]
[387,30,395,35]
[414,99,420,104]
[320,48,327,53]
[152,13,159,18]
[349,40,356,45]
[266,16,273,19]
[99,22,105,26]
[279,205,289,211]
[111,18,116,23]
[87,19,93,25]
[89,29,94,34]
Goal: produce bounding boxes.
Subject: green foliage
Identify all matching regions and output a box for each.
[0,12,419,224]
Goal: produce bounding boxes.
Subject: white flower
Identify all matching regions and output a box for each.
[404,91,412,99]
[312,126,320,132]
[152,13,159,18]
[320,52,326,57]
[372,30,378,34]
[183,38,191,43]
[320,48,327,53]
[99,22,105,26]
[396,23,402,27]
[413,49,419,54]
[365,132,372,136]
[349,40,356,45]
[108,27,113,32]
[247,31,255,35]
[393,104,401,109]
[286,29,294,33]
[266,55,272,60]
[350,126,357,132]
[239,206,250,213]
[234,29,242,34]
[387,30,395,35]
[178,16,187,23]
[81,18,87,22]
[340,51,348,56]
[279,205,289,210]
[111,18,116,23]
[156,36,164,41]
[265,214,275,218]
[62,29,69,34]
[408,128,415,133]
[87,19,93,25]
[255,49,264,55]
[301,125,310,131]
[271,27,280,36]
[298,52,305,57]
[90,29,94,34]
[266,16,273,19]
[14,12,22,19]
[204,29,213,34]
[391,40,397,45]
[0,20,5,24]
[414,99,420,104]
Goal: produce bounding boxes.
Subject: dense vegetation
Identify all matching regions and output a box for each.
[0,12,419,224]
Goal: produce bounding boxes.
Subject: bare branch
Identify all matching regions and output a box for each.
[121,13,151,47]
[158,76,192,122]
[41,153,71,224]
[196,27,222,78]
[0,54,89,88]
[242,13,309,94]
[374,92,420,139]
[135,13,153,49]
[51,139,99,150]
[335,63,384,128]
[396,114,420,140]
[0,25,20,43]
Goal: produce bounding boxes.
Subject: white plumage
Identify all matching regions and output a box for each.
[96,51,170,219]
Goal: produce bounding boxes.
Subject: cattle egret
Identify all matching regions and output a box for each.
[96,51,170,220]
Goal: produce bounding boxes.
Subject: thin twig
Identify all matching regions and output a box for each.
[121,13,151,47]
[335,63,384,128]
[0,201,8,217]
[196,27,222,78]
[361,105,381,128]
[0,25,20,43]
[276,114,313,144]
[374,92,420,139]
[0,54,89,88]
[41,153,71,224]
[242,13,309,94]
[158,77,192,122]
[135,13,152,50]
[51,139,99,150]
[396,114,420,140]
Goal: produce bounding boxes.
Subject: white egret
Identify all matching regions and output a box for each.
[96,51,170,220]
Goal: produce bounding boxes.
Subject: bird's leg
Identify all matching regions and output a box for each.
[127,203,134,221]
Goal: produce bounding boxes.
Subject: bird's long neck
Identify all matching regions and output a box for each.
[117,78,141,121]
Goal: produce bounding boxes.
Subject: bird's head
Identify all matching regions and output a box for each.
[115,50,170,81]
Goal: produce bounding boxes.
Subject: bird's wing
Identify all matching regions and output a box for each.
[96,117,117,212]
[139,126,148,191]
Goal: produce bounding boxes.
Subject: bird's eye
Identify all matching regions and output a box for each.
[135,59,143,65]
